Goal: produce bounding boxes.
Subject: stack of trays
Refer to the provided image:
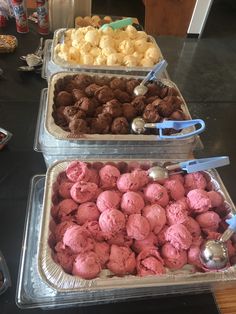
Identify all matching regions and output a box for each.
[17,23,236,310]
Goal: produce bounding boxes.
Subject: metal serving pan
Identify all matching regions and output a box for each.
[45,72,195,142]
[51,28,164,74]
[38,159,236,293]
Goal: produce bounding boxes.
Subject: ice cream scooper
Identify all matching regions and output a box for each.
[148,156,230,181]
[199,215,236,270]
[131,117,205,139]
[100,17,133,30]
[134,60,168,96]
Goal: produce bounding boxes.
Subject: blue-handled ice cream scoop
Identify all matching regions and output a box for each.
[148,156,230,181]
[134,60,168,96]
[131,118,205,139]
[200,215,236,270]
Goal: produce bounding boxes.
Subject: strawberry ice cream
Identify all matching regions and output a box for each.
[183,217,201,238]
[121,191,145,215]
[84,220,104,242]
[63,225,94,253]
[184,172,207,193]
[142,204,166,234]
[50,160,232,280]
[195,211,221,231]
[107,244,136,275]
[72,252,101,279]
[132,232,158,253]
[57,199,78,219]
[166,224,192,250]
[126,214,150,240]
[54,220,76,242]
[166,202,188,225]
[99,209,126,235]
[58,181,74,198]
[187,189,212,214]
[66,161,90,182]
[70,181,98,203]
[164,179,185,201]
[76,202,100,224]
[161,242,187,270]
[208,191,224,208]
[99,164,120,189]
[117,173,140,192]
[137,248,165,276]
[94,241,110,268]
[96,190,121,212]
[187,245,202,269]
[144,183,169,207]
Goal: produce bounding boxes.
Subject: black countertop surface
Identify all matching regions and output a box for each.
[0,19,229,314]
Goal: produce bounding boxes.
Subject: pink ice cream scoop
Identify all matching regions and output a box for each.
[126,214,150,241]
[70,181,98,203]
[156,225,168,246]
[183,217,201,238]
[132,232,158,254]
[121,191,145,215]
[143,183,169,207]
[55,249,75,274]
[131,169,149,188]
[170,173,184,184]
[142,204,166,234]
[164,179,185,201]
[84,221,104,242]
[87,168,100,185]
[63,225,94,254]
[66,161,90,182]
[58,181,74,199]
[94,241,110,268]
[99,164,120,189]
[161,242,187,270]
[57,199,78,219]
[72,251,101,279]
[184,172,207,193]
[187,245,202,269]
[176,197,190,212]
[117,173,140,192]
[99,209,126,235]
[195,211,221,231]
[107,244,136,275]
[187,189,212,214]
[166,224,192,250]
[107,231,133,248]
[76,202,100,225]
[96,190,121,212]
[165,202,188,226]
[54,220,76,242]
[207,191,224,208]
[137,248,165,276]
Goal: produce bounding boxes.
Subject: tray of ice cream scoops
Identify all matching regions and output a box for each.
[45,71,204,145]
[51,25,163,73]
[37,157,236,293]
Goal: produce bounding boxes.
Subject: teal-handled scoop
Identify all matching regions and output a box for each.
[134,60,168,96]
[148,156,230,181]
[200,215,236,270]
[100,17,133,30]
[131,117,205,139]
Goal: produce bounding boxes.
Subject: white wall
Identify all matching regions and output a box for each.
[187,0,214,36]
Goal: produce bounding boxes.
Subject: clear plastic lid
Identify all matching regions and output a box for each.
[0,250,11,295]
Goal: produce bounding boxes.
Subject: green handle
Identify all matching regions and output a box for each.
[101,18,133,30]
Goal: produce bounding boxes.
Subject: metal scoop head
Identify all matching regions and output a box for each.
[200,215,236,270]
[134,60,168,96]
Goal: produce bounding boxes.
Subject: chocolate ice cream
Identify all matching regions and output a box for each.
[111,117,129,134]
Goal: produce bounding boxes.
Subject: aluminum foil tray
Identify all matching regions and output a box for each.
[38,159,236,293]
[51,28,164,74]
[45,72,195,143]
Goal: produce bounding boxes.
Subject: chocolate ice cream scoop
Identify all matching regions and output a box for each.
[55,91,73,107]
[111,117,129,134]
[103,99,122,118]
[95,86,114,103]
